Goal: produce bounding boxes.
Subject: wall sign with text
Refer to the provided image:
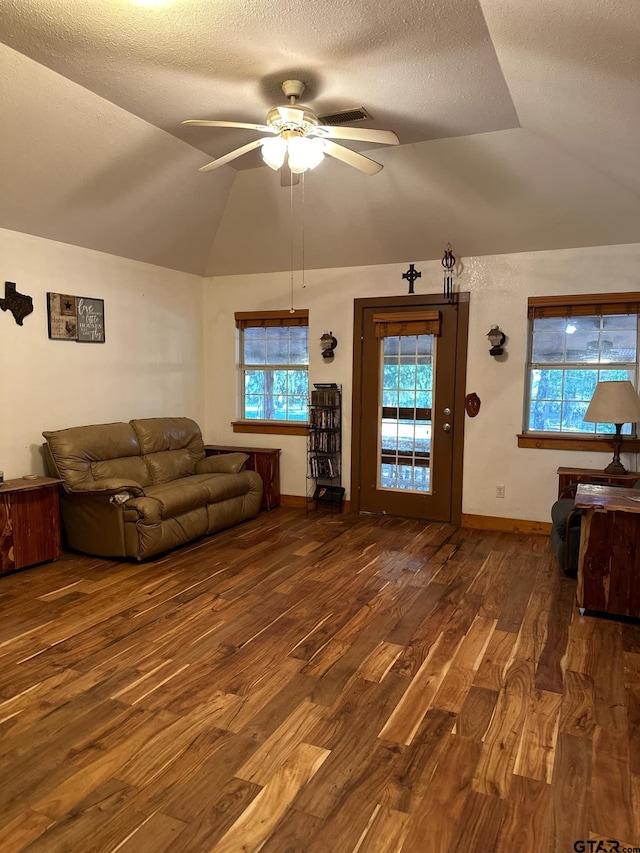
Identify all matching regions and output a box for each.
[47,293,105,343]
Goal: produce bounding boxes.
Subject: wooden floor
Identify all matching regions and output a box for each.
[0,509,638,852]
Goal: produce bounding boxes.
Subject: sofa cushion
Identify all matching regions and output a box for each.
[196,453,248,475]
[43,422,151,490]
[127,473,252,522]
[131,417,205,485]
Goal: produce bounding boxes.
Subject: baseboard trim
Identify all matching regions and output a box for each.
[280,494,307,508]
[280,494,352,513]
[462,513,551,535]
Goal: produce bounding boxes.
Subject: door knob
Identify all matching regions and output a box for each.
[443,423,451,432]
[444,407,452,416]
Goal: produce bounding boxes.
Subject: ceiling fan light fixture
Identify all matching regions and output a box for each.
[261,136,287,170]
[287,136,325,173]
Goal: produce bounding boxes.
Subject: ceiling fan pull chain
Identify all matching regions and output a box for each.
[290,171,295,312]
[301,173,306,289]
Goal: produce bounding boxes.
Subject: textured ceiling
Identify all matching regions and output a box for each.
[1,0,638,276]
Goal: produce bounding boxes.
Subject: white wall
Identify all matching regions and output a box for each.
[204,243,640,522]
[1,228,204,479]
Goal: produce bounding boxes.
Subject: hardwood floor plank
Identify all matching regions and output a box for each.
[472,659,533,798]
[446,789,507,853]
[551,732,592,851]
[356,806,411,853]
[590,725,634,841]
[388,708,455,813]
[210,742,329,853]
[513,689,562,784]
[454,685,499,740]
[114,811,187,853]
[0,811,52,853]
[559,670,595,737]
[400,733,482,853]
[494,775,551,853]
[473,629,517,691]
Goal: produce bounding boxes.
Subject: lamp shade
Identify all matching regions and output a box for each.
[583,380,640,425]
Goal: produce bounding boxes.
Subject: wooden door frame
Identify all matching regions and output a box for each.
[351,292,470,526]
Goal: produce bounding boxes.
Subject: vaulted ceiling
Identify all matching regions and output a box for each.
[1,0,638,276]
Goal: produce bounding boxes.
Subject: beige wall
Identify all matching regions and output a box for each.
[3,225,637,525]
[204,243,640,522]
[0,228,204,479]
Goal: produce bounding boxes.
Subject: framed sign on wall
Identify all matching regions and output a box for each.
[47,293,105,343]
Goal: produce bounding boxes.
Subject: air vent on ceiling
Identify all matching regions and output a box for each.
[317,107,372,126]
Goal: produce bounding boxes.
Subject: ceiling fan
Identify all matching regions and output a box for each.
[182,80,399,176]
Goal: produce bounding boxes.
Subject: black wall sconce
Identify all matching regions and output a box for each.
[487,325,506,356]
[320,331,338,359]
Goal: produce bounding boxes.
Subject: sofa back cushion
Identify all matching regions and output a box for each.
[130,417,205,485]
[43,422,152,489]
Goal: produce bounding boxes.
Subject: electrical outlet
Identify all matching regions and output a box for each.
[496,485,505,499]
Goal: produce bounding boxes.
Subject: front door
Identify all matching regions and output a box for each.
[352,294,469,524]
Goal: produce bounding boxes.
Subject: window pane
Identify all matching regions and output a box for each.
[244,370,264,395]
[532,332,565,362]
[245,395,264,419]
[529,400,561,431]
[530,369,563,401]
[561,401,593,432]
[266,335,288,364]
[563,370,597,401]
[244,328,266,364]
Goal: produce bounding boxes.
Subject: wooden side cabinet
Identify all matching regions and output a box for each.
[575,483,640,618]
[0,477,63,574]
[204,445,281,510]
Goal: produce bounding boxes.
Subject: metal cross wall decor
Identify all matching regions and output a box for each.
[402,263,422,294]
[442,244,455,302]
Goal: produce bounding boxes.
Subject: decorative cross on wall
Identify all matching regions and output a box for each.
[402,264,421,294]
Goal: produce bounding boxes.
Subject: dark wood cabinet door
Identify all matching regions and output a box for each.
[0,479,61,573]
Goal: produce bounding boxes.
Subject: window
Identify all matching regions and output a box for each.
[235,310,309,425]
[524,293,640,437]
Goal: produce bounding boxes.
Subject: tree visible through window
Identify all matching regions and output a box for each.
[525,294,640,435]
[236,311,309,423]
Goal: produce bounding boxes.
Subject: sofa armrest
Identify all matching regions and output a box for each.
[65,478,145,497]
[196,453,249,475]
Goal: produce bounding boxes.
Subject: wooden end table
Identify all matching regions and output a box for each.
[204,445,281,510]
[575,483,640,618]
[0,476,63,574]
[557,466,640,498]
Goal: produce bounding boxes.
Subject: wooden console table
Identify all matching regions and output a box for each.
[575,483,640,618]
[0,477,63,574]
[204,445,281,510]
[557,466,640,498]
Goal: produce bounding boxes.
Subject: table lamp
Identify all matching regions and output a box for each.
[583,380,640,474]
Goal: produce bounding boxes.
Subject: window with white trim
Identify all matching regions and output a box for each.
[236,310,309,422]
[525,293,640,435]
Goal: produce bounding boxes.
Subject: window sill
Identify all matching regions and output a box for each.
[232,420,309,437]
[517,433,640,452]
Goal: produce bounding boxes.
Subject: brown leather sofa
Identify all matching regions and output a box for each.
[43,417,262,560]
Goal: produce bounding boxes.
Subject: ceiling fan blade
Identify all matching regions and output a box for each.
[183,119,272,133]
[276,106,305,124]
[323,140,383,175]
[314,126,399,145]
[199,138,265,172]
